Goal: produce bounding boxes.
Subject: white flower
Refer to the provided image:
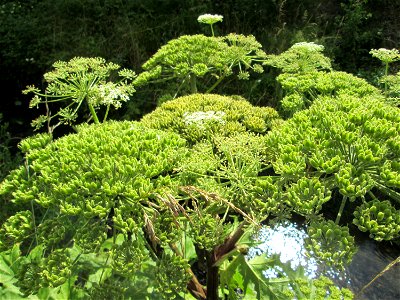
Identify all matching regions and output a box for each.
[89,82,130,108]
[183,111,226,128]
[291,42,324,52]
[197,14,223,25]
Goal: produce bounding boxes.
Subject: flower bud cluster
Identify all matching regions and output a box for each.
[353,200,400,241]
[266,93,400,224]
[135,33,267,95]
[305,220,357,270]
[155,253,191,299]
[286,177,331,216]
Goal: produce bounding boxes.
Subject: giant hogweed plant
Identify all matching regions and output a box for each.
[0,95,352,299]
[133,15,266,101]
[265,92,400,267]
[23,57,136,133]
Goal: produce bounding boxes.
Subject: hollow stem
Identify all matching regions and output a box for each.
[103,104,110,122]
[206,74,226,93]
[384,62,389,97]
[356,256,400,299]
[190,74,198,94]
[335,195,348,224]
[88,102,100,124]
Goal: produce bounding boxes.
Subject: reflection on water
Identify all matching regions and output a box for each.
[250,220,400,299]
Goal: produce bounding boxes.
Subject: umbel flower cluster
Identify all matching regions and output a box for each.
[141,93,280,143]
[197,14,223,25]
[23,57,136,132]
[133,33,267,97]
[0,121,191,296]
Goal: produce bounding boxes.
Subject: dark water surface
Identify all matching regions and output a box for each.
[250,221,400,299]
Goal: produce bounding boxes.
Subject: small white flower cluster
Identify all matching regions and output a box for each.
[197,14,223,25]
[183,111,226,128]
[291,42,325,52]
[370,48,400,63]
[90,82,130,108]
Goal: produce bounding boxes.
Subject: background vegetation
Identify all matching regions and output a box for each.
[1,0,399,139]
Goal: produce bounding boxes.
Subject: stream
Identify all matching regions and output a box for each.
[250,220,400,299]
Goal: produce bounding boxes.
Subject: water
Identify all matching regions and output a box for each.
[250,220,400,299]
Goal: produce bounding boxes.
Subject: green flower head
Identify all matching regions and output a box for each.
[197,14,223,25]
[370,48,400,64]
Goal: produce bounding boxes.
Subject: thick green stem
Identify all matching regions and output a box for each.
[88,102,100,124]
[335,195,348,224]
[206,74,226,93]
[210,25,215,37]
[190,74,198,94]
[384,62,389,98]
[103,104,110,122]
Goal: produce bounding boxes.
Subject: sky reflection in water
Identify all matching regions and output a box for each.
[248,221,350,284]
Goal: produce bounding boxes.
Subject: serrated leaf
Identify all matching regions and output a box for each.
[0,255,15,284]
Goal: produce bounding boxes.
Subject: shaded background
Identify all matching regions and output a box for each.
[0,0,399,140]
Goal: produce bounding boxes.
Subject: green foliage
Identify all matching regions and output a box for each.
[353,199,400,241]
[265,42,332,74]
[0,114,20,182]
[133,33,267,97]
[23,57,136,132]
[141,93,280,143]
[305,220,357,270]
